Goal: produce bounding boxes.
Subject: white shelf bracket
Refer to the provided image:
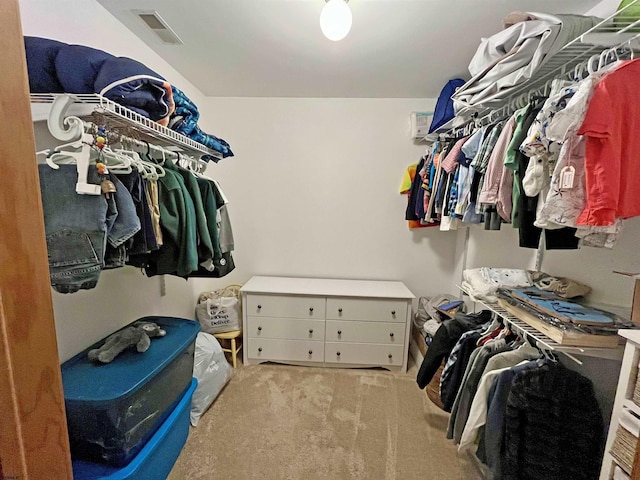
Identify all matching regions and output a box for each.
[48,94,84,142]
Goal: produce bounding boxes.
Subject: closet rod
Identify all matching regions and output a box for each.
[470,292,584,366]
[81,119,208,171]
[455,285,630,365]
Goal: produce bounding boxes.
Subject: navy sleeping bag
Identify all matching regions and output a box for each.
[25,36,174,126]
[428,78,465,134]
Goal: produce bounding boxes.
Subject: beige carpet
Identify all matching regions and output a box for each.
[168,362,483,480]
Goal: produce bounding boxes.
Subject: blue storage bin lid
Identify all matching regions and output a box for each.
[62,317,200,405]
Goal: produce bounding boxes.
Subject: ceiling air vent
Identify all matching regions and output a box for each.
[133,10,183,45]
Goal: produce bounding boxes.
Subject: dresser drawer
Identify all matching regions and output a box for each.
[325,320,404,344]
[326,298,407,322]
[248,338,324,363]
[246,294,326,319]
[247,316,325,341]
[324,342,404,366]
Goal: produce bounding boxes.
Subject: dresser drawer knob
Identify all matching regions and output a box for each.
[309,307,314,313]
[389,332,394,338]
[338,308,343,313]
[258,347,263,353]
[258,326,262,332]
[309,350,313,355]
[337,330,342,335]
[309,329,314,334]
[257,305,262,310]
[391,310,396,316]
[388,353,393,359]
[337,351,341,357]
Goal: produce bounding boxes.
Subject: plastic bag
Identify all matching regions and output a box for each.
[196,284,242,334]
[191,332,233,427]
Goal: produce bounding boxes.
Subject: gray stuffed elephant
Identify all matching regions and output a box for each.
[88,321,166,364]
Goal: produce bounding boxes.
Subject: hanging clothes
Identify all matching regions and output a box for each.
[537,61,625,247]
[502,362,604,480]
[416,310,493,389]
[576,59,640,226]
[458,343,540,452]
[401,153,439,229]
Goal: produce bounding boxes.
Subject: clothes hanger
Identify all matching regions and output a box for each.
[42,134,93,167]
[44,132,102,195]
[36,136,87,158]
[99,147,133,174]
[115,147,165,180]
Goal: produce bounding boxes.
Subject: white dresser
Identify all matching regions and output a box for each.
[240,276,415,372]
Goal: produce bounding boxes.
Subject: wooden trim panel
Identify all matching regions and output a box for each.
[0,1,73,478]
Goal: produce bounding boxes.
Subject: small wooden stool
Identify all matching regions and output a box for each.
[213,330,242,368]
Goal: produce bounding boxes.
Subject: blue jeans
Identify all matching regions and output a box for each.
[38,164,107,293]
[38,165,141,292]
[106,173,141,248]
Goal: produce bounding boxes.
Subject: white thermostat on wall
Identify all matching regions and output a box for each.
[410,112,433,140]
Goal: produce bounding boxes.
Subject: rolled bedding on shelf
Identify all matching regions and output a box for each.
[451,12,601,111]
[24,36,175,126]
[25,36,234,159]
[169,86,234,160]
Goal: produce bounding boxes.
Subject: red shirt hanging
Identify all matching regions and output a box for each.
[577,59,640,226]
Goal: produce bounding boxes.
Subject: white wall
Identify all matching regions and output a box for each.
[191,96,456,300]
[457,216,640,309]
[540,218,640,308]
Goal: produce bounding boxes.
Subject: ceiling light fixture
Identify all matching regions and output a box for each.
[320,0,352,42]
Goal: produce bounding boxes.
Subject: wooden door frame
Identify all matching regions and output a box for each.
[0,1,73,478]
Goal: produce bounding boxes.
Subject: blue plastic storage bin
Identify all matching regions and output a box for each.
[72,378,197,480]
[61,316,200,467]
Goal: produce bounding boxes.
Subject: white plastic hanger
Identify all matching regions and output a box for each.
[99,147,133,174]
[116,148,165,180]
[45,133,101,195]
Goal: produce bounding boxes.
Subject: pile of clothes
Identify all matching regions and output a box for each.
[452,12,601,111]
[25,36,233,161]
[461,267,591,302]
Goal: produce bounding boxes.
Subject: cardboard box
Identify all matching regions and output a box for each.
[613,272,640,326]
[498,300,620,348]
[633,279,640,326]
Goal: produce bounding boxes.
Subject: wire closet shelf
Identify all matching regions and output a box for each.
[30,93,223,160]
[427,0,640,139]
[457,285,624,364]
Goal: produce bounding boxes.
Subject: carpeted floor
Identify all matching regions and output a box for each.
[167,361,483,480]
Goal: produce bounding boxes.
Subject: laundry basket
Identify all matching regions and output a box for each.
[426,358,445,411]
[195,284,243,334]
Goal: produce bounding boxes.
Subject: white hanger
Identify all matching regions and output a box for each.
[586,54,600,76]
[36,136,87,160]
[99,147,133,174]
[44,132,101,195]
[118,148,166,180]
